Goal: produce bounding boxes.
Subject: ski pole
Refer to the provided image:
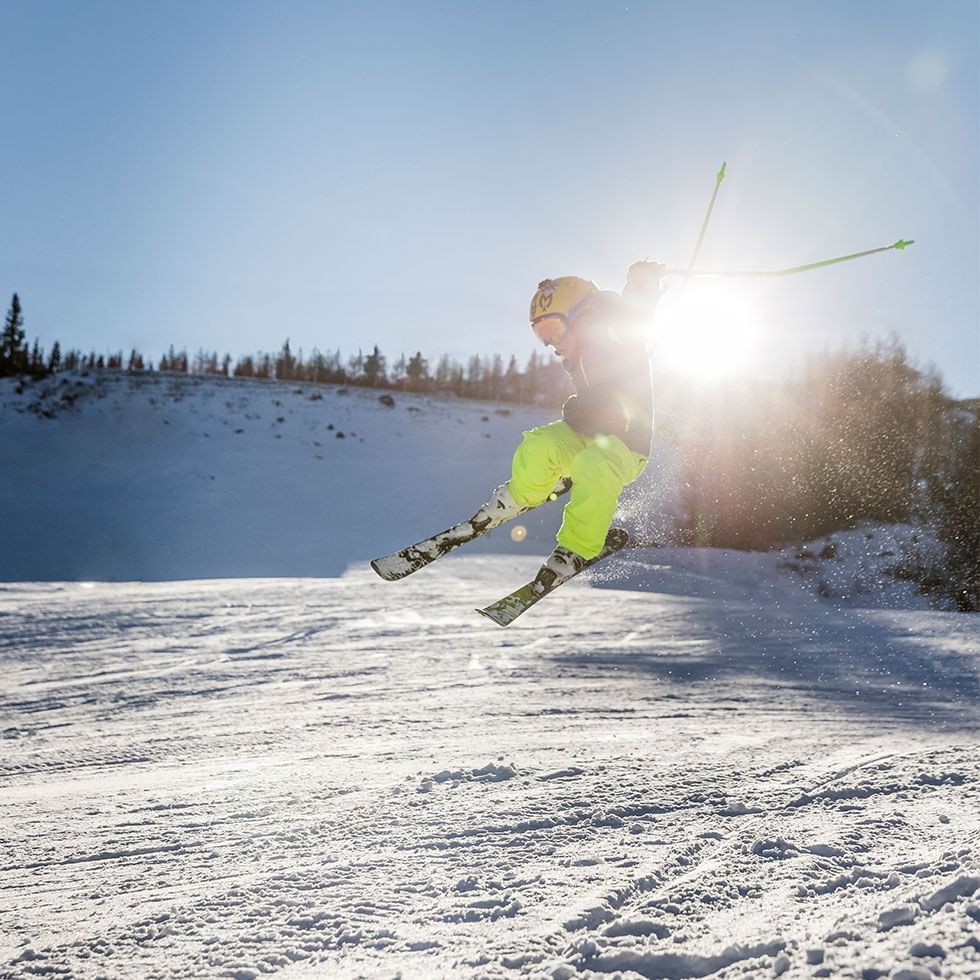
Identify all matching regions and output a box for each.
[666,239,914,279]
[685,161,727,278]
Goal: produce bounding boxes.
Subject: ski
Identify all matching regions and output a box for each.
[371,479,572,582]
[476,527,630,627]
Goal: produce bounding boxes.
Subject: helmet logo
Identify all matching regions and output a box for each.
[531,280,557,320]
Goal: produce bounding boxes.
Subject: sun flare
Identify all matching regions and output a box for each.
[652,280,761,379]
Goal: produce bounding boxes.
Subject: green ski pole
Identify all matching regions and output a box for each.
[685,162,727,278]
[666,239,914,278]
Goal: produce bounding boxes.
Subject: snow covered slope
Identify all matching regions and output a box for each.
[2,371,977,979]
[1,565,977,978]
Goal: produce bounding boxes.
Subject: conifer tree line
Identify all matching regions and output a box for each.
[2,294,568,405]
[3,293,977,607]
[157,340,571,407]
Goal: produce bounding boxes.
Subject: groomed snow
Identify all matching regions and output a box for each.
[1,373,978,978]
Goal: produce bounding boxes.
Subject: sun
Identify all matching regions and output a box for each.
[651,279,761,379]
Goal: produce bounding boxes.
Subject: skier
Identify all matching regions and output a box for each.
[371,154,913,623]
[475,261,667,586]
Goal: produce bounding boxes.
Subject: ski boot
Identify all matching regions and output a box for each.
[472,483,523,531]
[533,545,587,594]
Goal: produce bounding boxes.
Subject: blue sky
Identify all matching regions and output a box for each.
[2,0,977,394]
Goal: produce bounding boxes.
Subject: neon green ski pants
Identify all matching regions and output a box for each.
[507,420,647,559]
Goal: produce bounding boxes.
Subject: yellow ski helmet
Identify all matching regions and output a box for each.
[529,277,598,324]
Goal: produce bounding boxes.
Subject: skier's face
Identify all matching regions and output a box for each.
[532,315,566,348]
[533,315,580,359]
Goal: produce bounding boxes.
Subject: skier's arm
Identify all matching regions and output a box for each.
[561,342,650,442]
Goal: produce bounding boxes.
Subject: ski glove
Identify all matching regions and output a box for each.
[625,260,667,295]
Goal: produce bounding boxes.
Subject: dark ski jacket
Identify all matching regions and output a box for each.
[560,290,656,457]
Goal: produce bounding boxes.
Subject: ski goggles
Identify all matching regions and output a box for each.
[531,315,568,348]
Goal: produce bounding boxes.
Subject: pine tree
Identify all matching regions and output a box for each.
[48,341,62,373]
[348,349,364,382]
[465,355,483,399]
[406,351,429,391]
[922,388,980,611]
[391,352,407,388]
[504,355,520,402]
[308,348,326,383]
[276,339,295,380]
[363,345,386,387]
[451,361,465,398]
[523,351,541,403]
[29,339,45,377]
[433,354,455,392]
[488,354,504,400]
[941,410,980,610]
[233,354,255,377]
[1,293,27,377]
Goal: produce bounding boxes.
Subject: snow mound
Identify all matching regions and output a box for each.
[594,524,943,611]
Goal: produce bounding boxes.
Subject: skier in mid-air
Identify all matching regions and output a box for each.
[371,260,668,624]
[372,161,912,624]
[473,261,666,587]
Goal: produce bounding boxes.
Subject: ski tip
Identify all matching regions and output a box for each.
[476,607,510,627]
[370,558,406,582]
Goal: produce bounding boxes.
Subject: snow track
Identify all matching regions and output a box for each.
[1,562,978,978]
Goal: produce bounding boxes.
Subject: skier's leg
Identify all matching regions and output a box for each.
[556,435,647,559]
[508,421,587,508]
[473,421,583,528]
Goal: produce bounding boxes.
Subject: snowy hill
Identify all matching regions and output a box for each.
[0,371,942,612]
[2,371,978,979]
[0,371,577,580]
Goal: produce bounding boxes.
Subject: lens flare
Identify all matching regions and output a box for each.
[510,524,527,542]
[653,280,761,379]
